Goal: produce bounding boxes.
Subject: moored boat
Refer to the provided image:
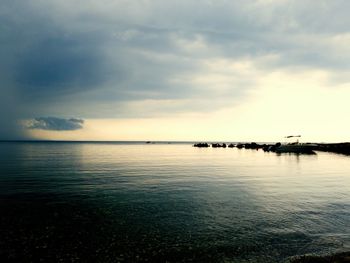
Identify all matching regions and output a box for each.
[275,143,316,154]
[275,135,316,154]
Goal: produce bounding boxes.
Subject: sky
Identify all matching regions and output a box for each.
[1,0,350,142]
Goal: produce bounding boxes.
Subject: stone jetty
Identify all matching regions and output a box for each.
[193,142,350,155]
[193,142,210,148]
[313,142,350,155]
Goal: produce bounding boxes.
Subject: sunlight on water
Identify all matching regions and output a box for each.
[0,142,349,262]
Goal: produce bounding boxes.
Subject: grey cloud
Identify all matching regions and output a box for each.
[28,117,84,131]
[1,0,350,139]
[15,37,106,96]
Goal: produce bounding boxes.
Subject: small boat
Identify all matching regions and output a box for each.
[275,135,316,154]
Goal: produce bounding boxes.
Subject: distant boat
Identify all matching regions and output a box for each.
[275,136,316,154]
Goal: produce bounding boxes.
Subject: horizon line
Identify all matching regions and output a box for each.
[1,140,349,144]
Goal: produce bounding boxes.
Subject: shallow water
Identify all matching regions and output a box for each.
[0,142,349,262]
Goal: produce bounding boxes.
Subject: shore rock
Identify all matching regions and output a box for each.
[193,143,210,148]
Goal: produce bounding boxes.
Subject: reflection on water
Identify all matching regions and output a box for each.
[0,142,349,262]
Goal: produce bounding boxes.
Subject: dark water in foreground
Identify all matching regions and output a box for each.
[0,142,349,262]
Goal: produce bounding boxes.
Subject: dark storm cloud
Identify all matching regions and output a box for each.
[1,0,350,139]
[15,37,105,97]
[28,117,84,131]
[0,91,27,140]
[2,16,118,102]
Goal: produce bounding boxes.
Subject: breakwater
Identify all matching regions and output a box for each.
[193,142,350,155]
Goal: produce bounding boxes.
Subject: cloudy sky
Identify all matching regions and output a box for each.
[1,0,350,142]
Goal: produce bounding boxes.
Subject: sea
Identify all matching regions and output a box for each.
[0,141,349,262]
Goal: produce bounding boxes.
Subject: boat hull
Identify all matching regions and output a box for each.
[275,144,316,154]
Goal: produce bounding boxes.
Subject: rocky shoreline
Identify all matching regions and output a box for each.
[193,142,350,155]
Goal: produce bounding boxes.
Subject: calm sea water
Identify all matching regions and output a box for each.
[0,142,349,262]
